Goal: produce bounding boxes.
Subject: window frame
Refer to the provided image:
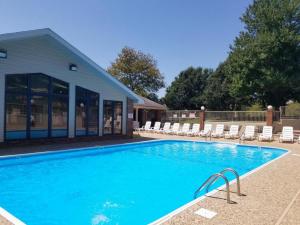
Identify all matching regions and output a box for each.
[4,73,69,141]
[75,86,100,137]
[103,100,123,135]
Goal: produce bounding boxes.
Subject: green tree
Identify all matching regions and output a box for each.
[164,67,212,109]
[226,0,300,108]
[146,93,160,103]
[201,63,236,110]
[108,47,165,97]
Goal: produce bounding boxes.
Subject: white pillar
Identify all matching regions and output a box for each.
[68,83,75,138]
[0,75,4,142]
[98,94,103,136]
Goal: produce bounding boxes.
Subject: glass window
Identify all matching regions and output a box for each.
[103,101,113,135]
[53,79,69,95]
[103,101,123,135]
[88,96,99,135]
[52,97,68,137]
[76,97,86,136]
[31,74,49,93]
[6,74,27,93]
[5,95,27,140]
[5,73,69,140]
[114,102,123,134]
[75,87,99,136]
[30,95,49,138]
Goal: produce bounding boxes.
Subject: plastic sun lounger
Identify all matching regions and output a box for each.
[258,126,273,141]
[135,121,151,131]
[186,124,200,136]
[199,124,212,137]
[240,125,255,140]
[224,125,239,139]
[211,124,225,138]
[279,126,294,143]
[176,123,190,135]
[149,122,161,133]
[158,122,171,133]
[165,123,180,134]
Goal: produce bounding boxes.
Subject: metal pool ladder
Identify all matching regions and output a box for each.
[193,168,241,204]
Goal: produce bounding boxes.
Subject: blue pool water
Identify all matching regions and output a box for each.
[0,140,286,225]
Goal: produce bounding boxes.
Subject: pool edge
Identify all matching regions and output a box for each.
[0,207,26,225]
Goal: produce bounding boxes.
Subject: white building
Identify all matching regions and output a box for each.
[0,28,142,143]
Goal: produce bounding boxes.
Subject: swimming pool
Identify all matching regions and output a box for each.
[0,140,287,225]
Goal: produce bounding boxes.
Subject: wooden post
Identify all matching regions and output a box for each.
[266,105,273,126]
[200,106,206,130]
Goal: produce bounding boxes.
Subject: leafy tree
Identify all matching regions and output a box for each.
[225,0,300,108]
[146,93,160,103]
[108,47,165,97]
[164,67,212,109]
[201,63,236,110]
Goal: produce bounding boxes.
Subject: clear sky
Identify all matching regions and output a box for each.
[0,0,252,97]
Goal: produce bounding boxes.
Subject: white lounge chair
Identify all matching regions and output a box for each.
[211,124,225,138]
[165,123,180,134]
[279,126,294,143]
[135,121,151,131]
[225,125,239,139]
[240,125,255,140]
[176,123,190,135]
[158,122,171,133]
[187,124,200,136]
[149,122,161,133]
[199,124,212,137]
[258,126,273,141]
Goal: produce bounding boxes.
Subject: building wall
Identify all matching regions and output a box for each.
[127,98,134,137]
[0,36,131,141]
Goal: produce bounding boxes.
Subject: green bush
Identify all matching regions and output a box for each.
[245,102,264,111]
[285,102,300,116]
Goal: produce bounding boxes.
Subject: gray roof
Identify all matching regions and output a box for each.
[0,28,143,104]
[134,96,167,110]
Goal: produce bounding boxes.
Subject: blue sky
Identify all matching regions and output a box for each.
[0,0,252,97]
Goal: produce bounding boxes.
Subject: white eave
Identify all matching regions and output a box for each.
[0,28,143,104]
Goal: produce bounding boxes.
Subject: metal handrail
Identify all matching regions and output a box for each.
[206,168,241,196]
[194,173,231,203]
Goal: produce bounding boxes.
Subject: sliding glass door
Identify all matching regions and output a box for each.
[5,74,69,140]
[103,100,123,135]
[75,86,99,136]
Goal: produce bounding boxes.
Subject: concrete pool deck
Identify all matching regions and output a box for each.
[0,133,299,225]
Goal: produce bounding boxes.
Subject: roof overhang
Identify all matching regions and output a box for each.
[0,28,143,104]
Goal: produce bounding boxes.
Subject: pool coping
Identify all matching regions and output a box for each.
[0,139,290,225]
[0,208,25,225]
